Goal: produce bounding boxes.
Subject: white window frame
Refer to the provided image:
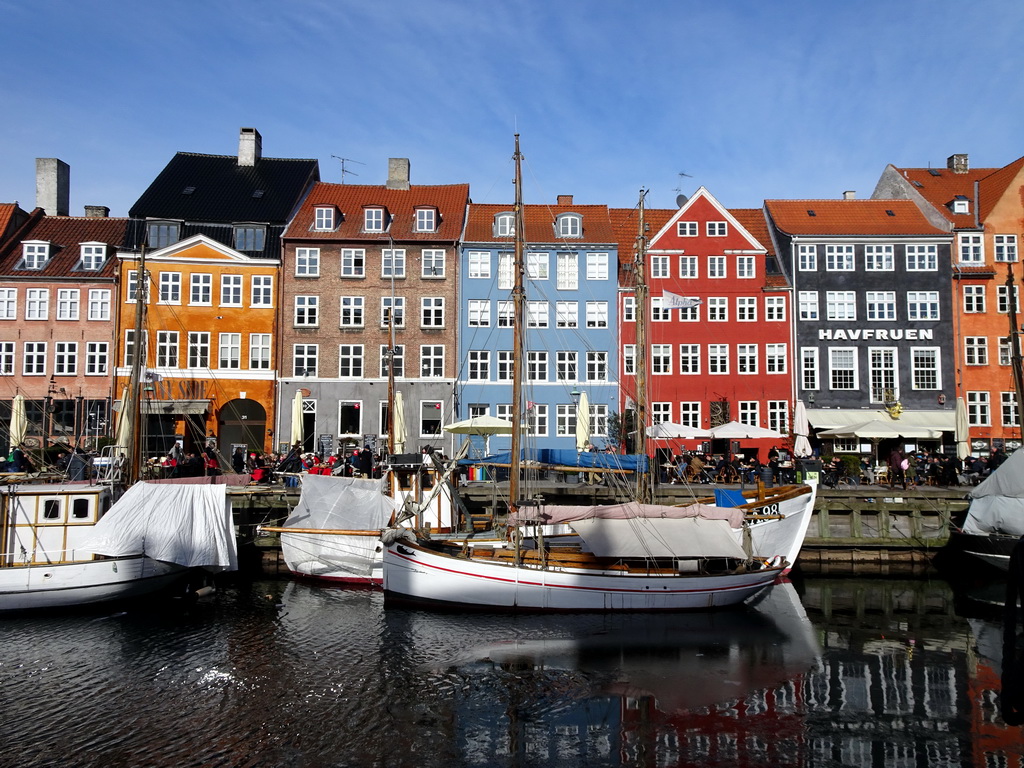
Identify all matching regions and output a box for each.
[57,289,80,320]
[341,249,365,278]
[995,234,1018,263]
[707,221,727,236]
[906,244,938,271]
[251,275,273,307]
[337,344,364,378]
[826,291,857,321]
[467,299,491,327]
[959,233,984,264]
[679,255,698,278]
[586,252,608,280]
[866,291,896,321]
[864,244,894,271]
[679,344,700,375]
[829,347,858,390]
[421,297,445,328]
[415,208,436,233]
[364,208,385,233]
[798,244,817,271]
[526,252,549,280]
[158,272,181,304]
[249,333,271,370]
[825,244,855,271]
[963,285,985,313]
[467,251,491,279]
[0,288,14,320]
[708,256,727,279]
[314,207,335,231]
[220,274,243,307]
[80,243,106,271]
[765,295,786,321]
[294,295,319,327]
[382,249,406,279]
[422,249,445,278]
[219,333,241,370]
[190,273,212,305]
[88,289,111,321]
[23,341,46,375]
[26,288,49,320]
[340,296,365,328]
[555,301,578,328]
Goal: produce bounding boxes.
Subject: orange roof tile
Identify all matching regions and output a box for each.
[764,199,948,236]
[464,202,616,244]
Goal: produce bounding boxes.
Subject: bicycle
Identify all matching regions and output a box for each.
[822,465,858,489]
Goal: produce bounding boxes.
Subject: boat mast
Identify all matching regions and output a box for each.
[634,190,651,504]
[385,255,397,455]
[124,245,147,486]
[508,135,526,516]
[1007,265,1024,431]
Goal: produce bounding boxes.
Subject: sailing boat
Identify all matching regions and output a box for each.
[381,137,800,611]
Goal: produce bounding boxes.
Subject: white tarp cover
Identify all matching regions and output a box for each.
[509,502,745,529]
[82,482,237,569]
[569,517,747,559]
[964,449,1024,536]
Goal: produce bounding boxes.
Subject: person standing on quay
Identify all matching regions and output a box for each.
[888,447,906,490]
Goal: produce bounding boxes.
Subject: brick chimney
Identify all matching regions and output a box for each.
[387,158,410,190]
[84,205,110,218]
[36,158,70,216]
[238,127,262,167]
[557,195,574,205]
[948,154,969,174]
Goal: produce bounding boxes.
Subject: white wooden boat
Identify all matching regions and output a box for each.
[953,447,1024,571]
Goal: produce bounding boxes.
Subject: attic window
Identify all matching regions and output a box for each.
[364,208,385,233]
[182,186,196,195]
[806,210,816,217]
[556,213,582,238]
[252,189,265,199]
[928,168,942,177]
[885,210,896,217]
[494,213,515,237]
[414,208,437,233]
[80,243,107,271]
[951,196,970,215]
[147,221,180,249]
[21,241,50,270]
[234,225,266,252]
[911,180,924,188]
[314,207,336,231]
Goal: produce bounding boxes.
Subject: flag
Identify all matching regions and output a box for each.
[662,291,702,309]
[526,401,536,410]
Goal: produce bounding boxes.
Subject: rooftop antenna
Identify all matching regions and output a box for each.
[673,171,693,208]
[331,155,364,183]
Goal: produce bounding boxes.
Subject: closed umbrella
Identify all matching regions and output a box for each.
[113,386,132,450]
[290,390,304,449]
[392,390,407,454]
[9,393,27,453]
[792,400,812,458]
[575,391,591,452]
[955,396,970,461]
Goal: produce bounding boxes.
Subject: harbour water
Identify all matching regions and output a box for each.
[2,575,1022,768]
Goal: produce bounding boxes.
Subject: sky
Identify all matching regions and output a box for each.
[2,0,1024,217]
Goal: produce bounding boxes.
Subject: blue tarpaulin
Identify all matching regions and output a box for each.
[462,449,649,473]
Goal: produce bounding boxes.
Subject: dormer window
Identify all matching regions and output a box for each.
[147,221,180,249]
[364,208,385,233]
[22,241,50,270]
[951,195,970,215]
[556,213,582,238]
[233,224,266,251]
[314,206,336,231]
[80,243,107,271]
[494,213,515,237]
[415,207,437,233]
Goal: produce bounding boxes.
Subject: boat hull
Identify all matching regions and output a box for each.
[950,530,1019,572]
[382,540,783,612]
[743,484,817,573]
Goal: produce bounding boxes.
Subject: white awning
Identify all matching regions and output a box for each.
[569,517,747,559]
[807,408,954,432]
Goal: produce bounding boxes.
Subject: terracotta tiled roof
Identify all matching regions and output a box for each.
[464,202,616,245]
[0,204,20,244]
[764,199,948,236]
[730,208,774,257]
[608,207,673,263]
[885,162,1024,227]
[285,181,470,242]
[976,156,1024,222]
[765,275,789,288]
[0,215,129,278]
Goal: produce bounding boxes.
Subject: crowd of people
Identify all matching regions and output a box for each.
[841,446,1012,490]
[663,446,792,485]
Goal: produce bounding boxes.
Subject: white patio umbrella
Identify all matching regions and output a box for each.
[955,396,970,461]
[647,421,711,440]
[709,421,786,440]
[792,400,813,458]
[9,393,27,453]
[290,390,304,448]
[575,391,591,452]
[392,390,407,454]
[443,414,513,456]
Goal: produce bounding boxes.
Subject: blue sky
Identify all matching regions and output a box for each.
[3,0,1024,217]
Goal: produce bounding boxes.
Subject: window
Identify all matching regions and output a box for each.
[295,248,320,277]
[527,301,549,328]
[147,222,179,249]
[57,289,80,320]
[26,289,48,320]
[379,344,404,378]
[188,332,210,368]
[158,272,181,304]
[340,296,364,327]
[768,401,789,434]
[23,242,49,270]
[339,401,361,437]
[738,344,758,374]
[707,221,727,236]
[766,343,787,373]
[1000,336,1014,366]
[85,341,108,375]
[825,245,855,271]
[865,244,894,271]
[586,252,608,280]
[526,252,549,280]
[868,348,897,403]
[907,291,939,320]
[497,253,513,290]
[707,297,728,321]
[249,334,271,370]
[964,285,985,313]
[798,244,817,271]
[739,401,759,427]
[708,256,726,278]
[737,297,757,321]
[623,296,635,322]
[87,289,110,322]
[382,249,406,278]
[906,244,938,271]
[293,344,318,377]
[124,330,147,368]
[651,402,672,425]
[998,285,1020,314]
[586,351,607,382]
[294,296,319,326]
[421,297,444,327]
[496,351,513,381]
[420,401,443,437]
[866,291,896,321]
[556,351,577,381]
[314,207,335,231]
[737,256,755,278]
[967,391,990,426]
[679,255,698,278]
[422,249,445,278]
[364,208,385,232]
[220,275,243,306]
[218,333,241,369]
[494,213,515,237]
[801,347,819,391]
[157,331,179,367]
[556,301,578,328]
[677,221,698,236]
[965,336,988,365]
[585,301,608,328]
[497,300,514,327]
[415,208,436,233]
[0,288,14,319]
[251,275,273,306]
[959,233,984,263]
[995,235,1018,262]
[338,344,363,378]
[381,297,405,328]
[679,402,700,428]
[421,345,444,378]
[191,274,212,305]
[467,350,490,380]
[23,342,46,375]
[467,251,491,279]
[526,404,548,437]
[765,295,786,321]
[651,297,671,322]
[341,249,365,277]
[708,344,728,374]
[679,301,699,322]
[826,291,856,321]
[54,342,77,375]
[556,404,576,438]
[623,345,635,376]
[679,344,700,374]
[527,351,548,381]
[557,213,582,237]
[81,243,106,271]
[1003,392,1019,427]
[798,291,819,321]
[467,300,491,327]
[650,255,670,279]
[233,225,265,252]
[591,404,608,437]
[829,348,857,389]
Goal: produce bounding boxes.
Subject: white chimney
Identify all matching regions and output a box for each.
[387,158,410,190]
[36,158,70,216]
[238,127,262,167]
[842,190,856,200]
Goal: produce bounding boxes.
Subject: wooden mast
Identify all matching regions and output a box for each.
[634,190,651,504]
[124,245,147,486]
[508,135,526,516]
[1007,265,1024,430]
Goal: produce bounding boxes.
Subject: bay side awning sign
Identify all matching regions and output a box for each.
[807,408,954,437]
[113,399,211,416]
